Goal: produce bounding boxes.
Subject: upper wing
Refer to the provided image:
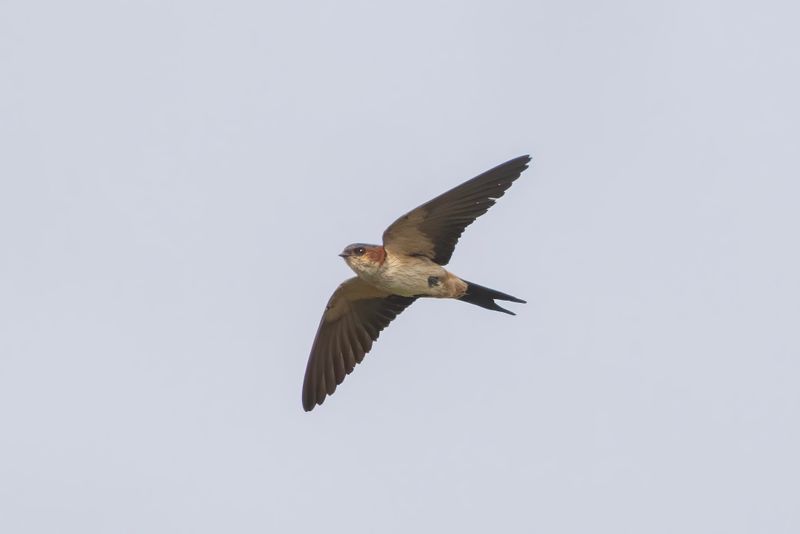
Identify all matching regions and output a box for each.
[302,277,416,411]
[382,155,531,265]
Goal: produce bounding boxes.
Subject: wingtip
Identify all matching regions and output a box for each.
[503,154,532,175]
[303,398,321,412]
[302,389,321,412]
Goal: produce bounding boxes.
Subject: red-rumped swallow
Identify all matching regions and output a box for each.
[302,155,531,411]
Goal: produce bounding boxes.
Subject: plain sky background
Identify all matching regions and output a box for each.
[1,1,798,532]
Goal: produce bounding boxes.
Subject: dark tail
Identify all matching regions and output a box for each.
[458,280,526,315]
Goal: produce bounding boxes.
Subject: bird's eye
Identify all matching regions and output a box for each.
[354,247,365,255]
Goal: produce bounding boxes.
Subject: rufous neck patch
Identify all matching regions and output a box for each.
[365,246,386,265]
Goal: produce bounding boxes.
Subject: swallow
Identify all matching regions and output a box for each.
[302,155,531,411]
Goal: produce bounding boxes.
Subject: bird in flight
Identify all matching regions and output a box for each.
[302,155,532,411]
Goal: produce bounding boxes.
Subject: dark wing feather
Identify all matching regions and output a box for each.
[302,277,416,411]
[382,155,531,265]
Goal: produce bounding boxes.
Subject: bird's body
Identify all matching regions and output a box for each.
[302,155,532,411]
[344,245,464,298]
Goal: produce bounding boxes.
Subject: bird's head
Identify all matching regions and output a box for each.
[339,243,385,275]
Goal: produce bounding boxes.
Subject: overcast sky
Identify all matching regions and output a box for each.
[1,1,798,533]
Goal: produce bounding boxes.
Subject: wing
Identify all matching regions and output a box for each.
[302,277,417,411]
[382,155,531,265]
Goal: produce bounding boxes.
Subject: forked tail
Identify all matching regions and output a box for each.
[458,280,526,315]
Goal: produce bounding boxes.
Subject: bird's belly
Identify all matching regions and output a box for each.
[366,257,448,297]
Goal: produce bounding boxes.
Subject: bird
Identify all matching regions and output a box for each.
[302,155,532,411]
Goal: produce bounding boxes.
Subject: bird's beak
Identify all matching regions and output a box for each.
[338,253,349,258]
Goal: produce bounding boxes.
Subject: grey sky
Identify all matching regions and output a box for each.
[1,1,798,533]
